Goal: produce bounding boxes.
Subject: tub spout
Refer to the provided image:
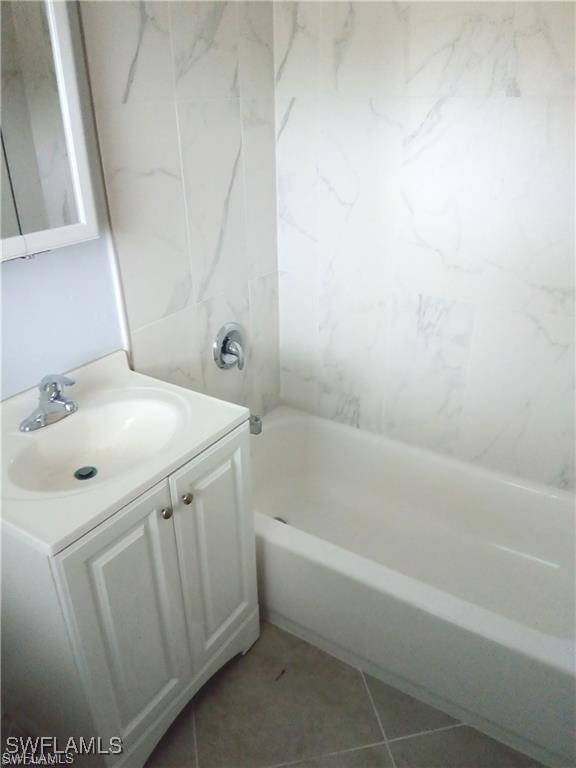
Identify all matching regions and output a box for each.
[250,415,262,435]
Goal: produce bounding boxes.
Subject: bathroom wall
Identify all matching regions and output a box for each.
[1,3,127,401]
[1,236,126,399]
[80,1,280,417]
[275,1,575,489]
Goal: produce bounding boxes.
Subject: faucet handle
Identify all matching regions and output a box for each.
[39,374,75,395]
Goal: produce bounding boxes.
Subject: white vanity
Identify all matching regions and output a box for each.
[1,352,259,766]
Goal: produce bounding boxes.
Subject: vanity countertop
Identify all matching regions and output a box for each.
[1,351,249,554]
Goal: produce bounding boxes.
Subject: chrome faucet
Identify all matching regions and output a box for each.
[19,375,78,432]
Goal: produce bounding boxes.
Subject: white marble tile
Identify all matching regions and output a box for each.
[317,97,402,273]
[405,2,575,98]
[457,307,574,488]
[279,267,319,414]
[241,99,278,279]
[317,288,388,433]
[131,304,203,392]
[274,0,575,488]
[177,98,248,304]
[81,1,173,106]
[95,102,192,331]
[397,96,575,316]
[170,1,239,101]
[248,272,280,415]
[239,1,274,100]
[275,97,320,262]
[383,291,476,454]
[319,2,407,98]
[513,2,575,96]
[275,94,320,413]
[274,2,322,99]
[315,97,401,432]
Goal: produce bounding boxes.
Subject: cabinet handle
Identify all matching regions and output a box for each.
[181,493,194,505]
[160,507,173,520]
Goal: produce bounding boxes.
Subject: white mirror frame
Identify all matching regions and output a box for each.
[1,1,98,262]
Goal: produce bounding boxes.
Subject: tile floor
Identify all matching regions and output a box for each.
[145,623,545,768]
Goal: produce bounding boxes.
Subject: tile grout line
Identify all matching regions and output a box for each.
[263,739,389,768]
[360,670,398,768]
[192,708,200,768]
[387,722,466,744]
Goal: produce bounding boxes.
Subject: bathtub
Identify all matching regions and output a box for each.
[252,407,575,768]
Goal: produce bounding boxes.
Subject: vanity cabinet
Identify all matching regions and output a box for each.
[170,427,256,672]
[3,422,259,768]
[56,482,193,760]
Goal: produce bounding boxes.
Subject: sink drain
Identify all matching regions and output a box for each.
[74,466,98,481]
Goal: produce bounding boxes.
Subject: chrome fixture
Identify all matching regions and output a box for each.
[19,374,77,432]
[249,415,262,435]
[213,322,245,370]
[181,493,194,505]
[160,508,173,520]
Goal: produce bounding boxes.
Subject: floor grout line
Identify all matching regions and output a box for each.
[263,739,389,768]
[192,708,200,768]
[387,722,466,744]
[360,670,398,768]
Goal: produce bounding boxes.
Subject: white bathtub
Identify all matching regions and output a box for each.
[252,407,575,767]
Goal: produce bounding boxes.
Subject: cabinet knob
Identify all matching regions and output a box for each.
[181,493,194,505]
[160,507,173,520]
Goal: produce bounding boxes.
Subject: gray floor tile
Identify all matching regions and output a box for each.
[364,676,458,739]
[194,623,382,768]
[389,725,546,768]
[144,701,196,768]
[290,745,393,768]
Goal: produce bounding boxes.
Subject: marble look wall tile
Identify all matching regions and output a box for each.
[317,291,388,433]
[317,97,402,275]
[239,2,274,100]
[396,95,575,315]
[319,2,407,98]
[95,103,192,331]
[315,97,400,432]
[170,1,239,101]
[383,292,475,454]
[276,95,320,412]
[241,99,277,279]
[279,267,319,414]
[514,2,575,96]
[276,97,320,259]
[85,1,280,416]
[177,98,248,304]
[81,1,173,106]
[131,304,203,392]
[457,307,574,489]
[274,2,322,99]
[405,2,575,98]
[275,1,574,488]
[248,273,280,415]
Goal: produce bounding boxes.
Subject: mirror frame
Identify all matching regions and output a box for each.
[1,1,98,262]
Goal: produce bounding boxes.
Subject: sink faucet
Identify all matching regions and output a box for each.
[19,375,78,432]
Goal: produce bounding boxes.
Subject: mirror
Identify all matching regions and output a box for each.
[1,1,98,260]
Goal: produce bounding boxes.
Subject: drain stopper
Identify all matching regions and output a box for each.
[74,466,98,481]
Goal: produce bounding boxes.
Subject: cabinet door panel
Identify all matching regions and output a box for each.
[170,424,257,670]
[55,482,192,752]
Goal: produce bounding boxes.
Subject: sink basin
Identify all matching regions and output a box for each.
[5,388,188,496]
[1,351,249,552]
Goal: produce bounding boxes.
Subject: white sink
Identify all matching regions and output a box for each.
[5,388,187,495]
[1,351,249,553]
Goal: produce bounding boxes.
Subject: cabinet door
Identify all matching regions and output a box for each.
[170,424,258,671]
[55,482,192,756]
